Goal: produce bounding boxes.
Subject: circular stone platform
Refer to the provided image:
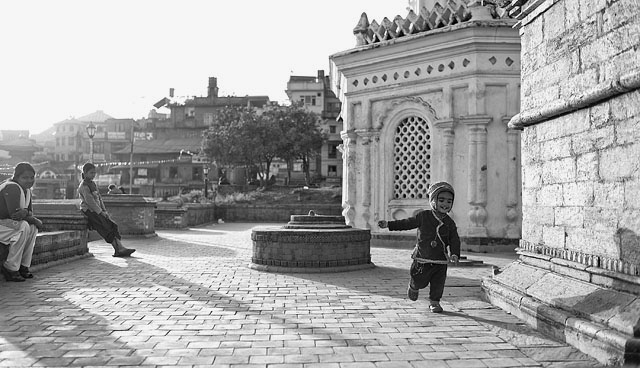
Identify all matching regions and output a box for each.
[250,211,373,273]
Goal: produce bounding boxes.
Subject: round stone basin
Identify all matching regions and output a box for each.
[250,211,373,273]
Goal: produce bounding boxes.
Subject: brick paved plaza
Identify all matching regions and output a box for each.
[1,223,604,367]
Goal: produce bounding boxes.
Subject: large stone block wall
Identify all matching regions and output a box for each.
[518,0,640,275]
[519,0,640,114]
[482,0,640,365]
[522,92,640,268]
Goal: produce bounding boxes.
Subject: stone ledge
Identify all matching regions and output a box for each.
[509,68,640,129]
[482,261,640,366]
[518,243,640,293]
[248,262,376,274]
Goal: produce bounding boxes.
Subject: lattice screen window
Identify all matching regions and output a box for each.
[393,116,431,199]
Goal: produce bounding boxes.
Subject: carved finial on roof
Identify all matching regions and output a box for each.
[353,12,370,46]
[468,0,494,20]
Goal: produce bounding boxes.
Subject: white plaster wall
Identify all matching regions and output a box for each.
[331,21,521,245]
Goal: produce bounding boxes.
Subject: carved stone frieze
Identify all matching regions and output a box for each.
[519,240,640,277]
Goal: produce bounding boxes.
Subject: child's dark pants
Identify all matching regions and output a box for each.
[409,261,448,301]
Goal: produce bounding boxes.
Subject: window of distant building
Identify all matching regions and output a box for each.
[186,107,195,117]
[328,165,337,177]
[328,144,338,159]
[204,113,214,126]
[329,125,336,134]
[300,95,316,106]
[169,166,178,178]
[94,142,104,153]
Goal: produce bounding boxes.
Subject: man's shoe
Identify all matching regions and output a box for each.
[407,285,419,301]
[113,248,136,258]
[2,265,25,282]
[429,301,443,313]
[19,266,33,279]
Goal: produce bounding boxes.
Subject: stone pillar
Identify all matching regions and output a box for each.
[434,119,455,184]
[505,117,520,238]
[461,115,491,237]
[355,129,379,229]
[340,130,357,226]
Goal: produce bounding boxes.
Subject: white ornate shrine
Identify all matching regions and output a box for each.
[329,0,522,251]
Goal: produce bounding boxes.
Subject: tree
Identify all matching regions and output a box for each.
[202,103,325,187]
[202,105,261,180]
[272,103,324,186]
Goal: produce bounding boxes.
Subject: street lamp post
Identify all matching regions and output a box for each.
[85,123,96,163]
[203,165,209,199]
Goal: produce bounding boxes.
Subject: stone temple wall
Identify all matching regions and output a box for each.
[483,0,640,365]
[514,0,640,278]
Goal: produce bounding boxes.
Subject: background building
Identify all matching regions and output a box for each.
[286,70,343,185]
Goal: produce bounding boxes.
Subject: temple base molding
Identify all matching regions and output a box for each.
[482,250,640,367]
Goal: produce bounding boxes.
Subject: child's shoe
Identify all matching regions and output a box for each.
[429,301,443,313]
[407,285,419,301]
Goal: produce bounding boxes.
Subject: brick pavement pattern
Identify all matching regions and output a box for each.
[0,223,604,367]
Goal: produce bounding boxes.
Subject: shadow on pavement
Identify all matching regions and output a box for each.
[0,226,597,367]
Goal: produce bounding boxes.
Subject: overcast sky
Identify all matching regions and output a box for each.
[0,0,409,135]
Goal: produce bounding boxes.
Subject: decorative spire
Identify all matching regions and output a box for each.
[353,0,512,46]
[353,12,370,46]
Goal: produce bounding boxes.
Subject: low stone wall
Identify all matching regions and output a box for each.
[0,200,91,272]
[155,202,188,229]
[217,204,342,222]
[155,202,216,229]
[184,203,216,226]
[102,194,156,237]
[0,230,89,272]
